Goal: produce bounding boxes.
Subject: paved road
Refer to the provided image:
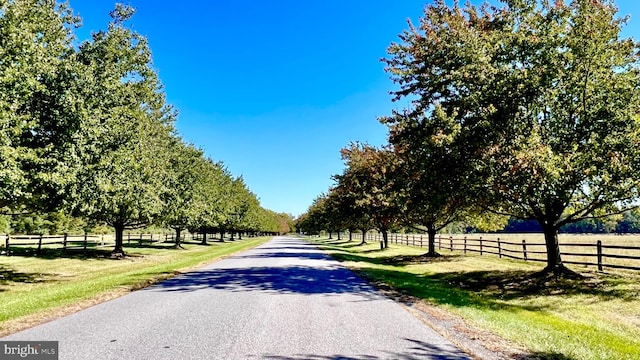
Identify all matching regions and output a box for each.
[4,236,469,359]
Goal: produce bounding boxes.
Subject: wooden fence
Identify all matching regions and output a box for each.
[366,233,640,273]
[0,232,194,255]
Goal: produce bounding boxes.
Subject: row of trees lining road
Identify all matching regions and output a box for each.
[0,1,293,256]
[297,0,640,275]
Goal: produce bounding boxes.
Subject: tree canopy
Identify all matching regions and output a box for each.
[303,0,640,274]
[0,2,288,254]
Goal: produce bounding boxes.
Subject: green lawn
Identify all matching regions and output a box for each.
[315,237,640,360]
[0,237,270,336]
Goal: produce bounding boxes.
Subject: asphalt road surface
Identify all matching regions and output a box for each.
[4,236,470,359]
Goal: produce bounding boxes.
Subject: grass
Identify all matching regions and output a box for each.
[315,237,640,360]
[0,237,270,336]
[371,232,640,272]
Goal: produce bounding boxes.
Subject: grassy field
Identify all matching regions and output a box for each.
[368,232,640,273]
[0,237,270,336]
[315,236,640,360]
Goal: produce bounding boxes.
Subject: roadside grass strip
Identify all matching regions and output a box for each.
[315,237,640,360]
[0,237,271,336]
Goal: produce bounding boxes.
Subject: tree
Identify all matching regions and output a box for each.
[381,108,477,256]
[0,0,82,216]
[160,141,214,248]
[334,143,403,249]
[384,0,640,273]
[72,5,176,256]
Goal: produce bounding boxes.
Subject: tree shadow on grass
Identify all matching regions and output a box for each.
[329,252,462,267]
[357,266,638,313]
[433,269,637,302]
[3,247,114,260]
[1,246,154,260]
[0,267,41,284]
[514,351,576,360]
[0,266,47,291]
[324,244,638,304]
[122,243,183,250]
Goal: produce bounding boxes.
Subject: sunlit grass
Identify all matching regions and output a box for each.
[371,232,640,273]
[0,237,270,335]
[315,237,640,360]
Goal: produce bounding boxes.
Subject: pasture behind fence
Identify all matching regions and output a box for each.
[365,232,640,273]
[0,232,198,255]
[0,231,254,255]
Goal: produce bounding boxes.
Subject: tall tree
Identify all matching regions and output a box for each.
[160,141,212,248]
[73,5,176,256]
[335,143,403,249]
[0,0,82,215]
[383,0,640,273]
[195,161,233,243]
[381,108,474,256]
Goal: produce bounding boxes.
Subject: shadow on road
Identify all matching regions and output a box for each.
[231,251,329,261]
[257,245,319,251]
[261,338,469,360]
[147,264,381,298]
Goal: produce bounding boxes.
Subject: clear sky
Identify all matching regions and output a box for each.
[69,0,640,217]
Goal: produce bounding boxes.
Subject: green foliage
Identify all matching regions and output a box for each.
[0,1,281,249]
[337,143,403,243]
[71,5,176,241]
[382,0,640,270]
[0,0,82,214]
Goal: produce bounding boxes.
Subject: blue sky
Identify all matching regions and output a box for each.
[69,1,640,217]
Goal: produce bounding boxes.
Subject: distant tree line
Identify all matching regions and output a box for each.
[297,0,640,274]
[0,1,293,256]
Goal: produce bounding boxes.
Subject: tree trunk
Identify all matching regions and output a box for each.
[426,227,438,256]
[174,227,183,248]
[230,230,235,241]
[382,230,388,249]
[337,231,341,240]
[219,230,225,242]
[201,232,207,245]
[542,223,565,273]
[328,231,333,239]
[360,230,367,245]
[112,222,126,257]
[348,230,353,242]
[238,232,243,240]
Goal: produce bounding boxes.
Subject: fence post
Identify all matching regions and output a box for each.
[420,234,423,247]
[450,236,453,251]
[83,234,88,251]
[101,235,105,247]
[5,234,9,256]
[438,235,442,250]
[139,233,142,245]
[480,236,483,256]
[464,236,467,254]
[597,240,603,272]
[165,234,168,242]
[128,232,131,244]
[38,234,43,253]
[412,234,415,246]
[63,233,68,251]
[522,239,528,261]
[498,238,502,258]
